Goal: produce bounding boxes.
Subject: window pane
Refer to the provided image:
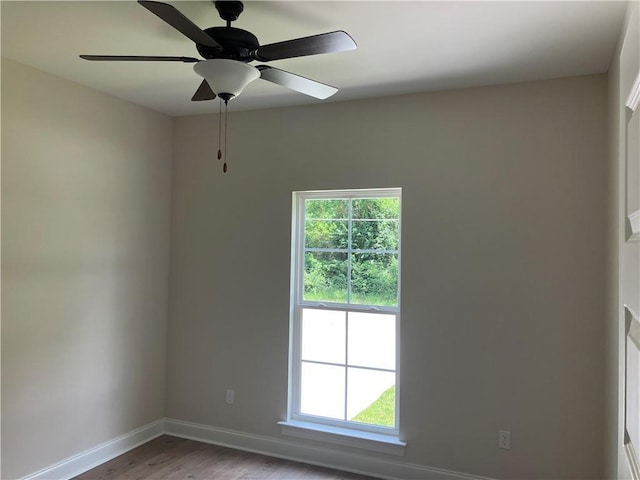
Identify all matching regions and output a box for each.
[348,312,395,370]
[352,198,399,220]
[304,252,348,303]
[301,309,346,364]
[301,362,345,420]
[305,199,348,219]
[350,253,398,306]
[352,219,399,251]
[305,219,348,249]
[347,368,395,427]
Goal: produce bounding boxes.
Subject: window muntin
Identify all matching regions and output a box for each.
[290,188,401,436]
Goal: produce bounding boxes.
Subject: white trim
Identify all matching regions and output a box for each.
[22,419,164,480]
[164,418,494,480]
[626,431,640,480]
[627,70,640,112]
[278,419,405,456]
[627,307,640,480]
[629,307,640,350]
[293,187,404,200]
[629,210,640,242]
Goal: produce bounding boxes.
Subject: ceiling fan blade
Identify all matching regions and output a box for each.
[252,31,356,62]
[80,55,199,63]
[191,80,216,101]
[138,1,221,49]
[256,65,338,99]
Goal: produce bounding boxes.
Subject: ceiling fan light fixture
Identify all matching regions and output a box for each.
[194,59,259,100]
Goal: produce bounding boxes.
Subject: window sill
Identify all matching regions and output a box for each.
[278,420,406,456]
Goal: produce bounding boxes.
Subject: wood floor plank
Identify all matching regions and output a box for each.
[72,435,378,480]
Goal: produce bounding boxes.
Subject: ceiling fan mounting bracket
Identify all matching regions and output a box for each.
[214,1,244,24]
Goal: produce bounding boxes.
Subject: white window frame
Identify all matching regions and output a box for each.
[284,188,402,447]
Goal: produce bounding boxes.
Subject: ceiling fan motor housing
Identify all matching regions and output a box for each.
[197,27,259,62]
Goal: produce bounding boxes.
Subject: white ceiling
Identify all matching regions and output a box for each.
[1,1,628,116]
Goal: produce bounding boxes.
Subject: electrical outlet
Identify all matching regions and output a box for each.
[498,430,511,449]
[226,389,234,405]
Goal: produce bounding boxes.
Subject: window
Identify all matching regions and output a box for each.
[285,188,401,446]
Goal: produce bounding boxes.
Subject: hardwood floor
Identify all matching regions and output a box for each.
[72,435,379,480]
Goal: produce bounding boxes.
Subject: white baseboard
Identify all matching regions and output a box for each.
[164,418,494,480]
[22,419,165,480]
[22,418,494,480]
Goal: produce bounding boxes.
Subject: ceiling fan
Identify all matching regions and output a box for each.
[80,0,358,102]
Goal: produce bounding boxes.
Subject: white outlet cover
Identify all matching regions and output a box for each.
[499,430,511,449]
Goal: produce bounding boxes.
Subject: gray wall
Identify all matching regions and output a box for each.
[1,59,173,479]
[167,75,608,479]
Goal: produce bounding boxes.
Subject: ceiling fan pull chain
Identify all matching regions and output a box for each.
[217,98,223,161]
[223,100,229,173]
